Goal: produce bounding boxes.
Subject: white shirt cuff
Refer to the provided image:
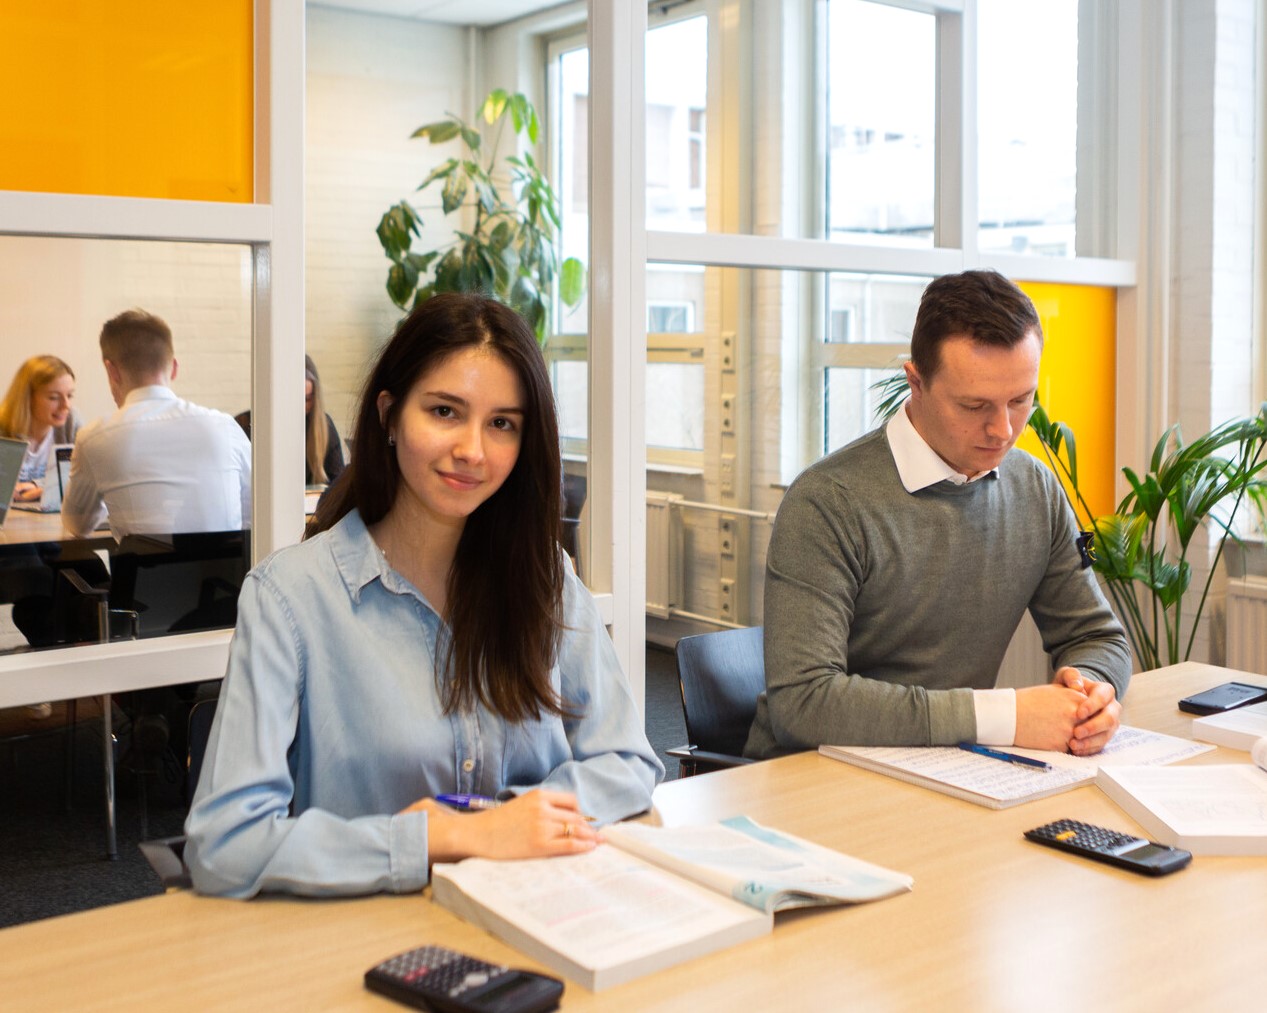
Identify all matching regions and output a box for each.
[973,688,1017,745]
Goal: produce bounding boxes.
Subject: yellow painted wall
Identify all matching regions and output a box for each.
[1016,280,1117,520]
[0,2,253,201]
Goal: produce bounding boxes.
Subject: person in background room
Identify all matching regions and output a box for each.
[185,293,662,898]
[62,309,252,539]
[234,354,346,488]
[0,355,80,502]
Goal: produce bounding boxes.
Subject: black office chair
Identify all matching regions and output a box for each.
[667,626,765,777]
[139,690,219,890]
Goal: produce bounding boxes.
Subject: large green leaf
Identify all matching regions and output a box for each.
[417,158,458,191]
[413,120,461,144]
[375,203,418,260]
[386,260,418,309]
[1090,512,1147,582]
[559,257,586,307]
[441,171,469,214]
[481,88,510,124]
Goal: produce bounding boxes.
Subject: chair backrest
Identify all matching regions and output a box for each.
[186,694,218,801]
[675,626,765,757]
[108,530,251,638]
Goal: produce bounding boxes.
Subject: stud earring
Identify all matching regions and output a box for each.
[388,433,396,447]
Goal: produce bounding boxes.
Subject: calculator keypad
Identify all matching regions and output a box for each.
[376,946,510,997]
[1029,819,1146,855]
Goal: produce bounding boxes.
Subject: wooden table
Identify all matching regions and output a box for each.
[0,507,112,546]
[5,662,1267,1011]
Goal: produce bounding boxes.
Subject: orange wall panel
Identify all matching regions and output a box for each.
[1016,280,1117,521]
[0,2,253,201]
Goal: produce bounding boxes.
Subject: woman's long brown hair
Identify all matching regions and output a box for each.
[307,294,566,722]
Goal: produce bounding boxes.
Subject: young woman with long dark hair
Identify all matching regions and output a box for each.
[185,294,661,897]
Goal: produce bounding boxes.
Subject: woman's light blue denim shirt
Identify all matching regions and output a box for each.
[185,509,663,897]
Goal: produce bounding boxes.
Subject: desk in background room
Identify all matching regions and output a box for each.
[4,662,1267,1011]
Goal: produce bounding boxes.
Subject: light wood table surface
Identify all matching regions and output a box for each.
[0,507,90,545]
[5,661,1267,1011]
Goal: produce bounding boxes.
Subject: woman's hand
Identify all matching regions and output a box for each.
[401,789,601,865]
[13,481,41,502]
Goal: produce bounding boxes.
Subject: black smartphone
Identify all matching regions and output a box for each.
[1178,681,1267,716]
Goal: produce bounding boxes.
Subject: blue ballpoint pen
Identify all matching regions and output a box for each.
[958,742,1053,772]
[436,793,502,810]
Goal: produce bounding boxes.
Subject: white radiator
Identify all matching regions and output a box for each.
[1227,577,1267,674]
[645,492,683,619]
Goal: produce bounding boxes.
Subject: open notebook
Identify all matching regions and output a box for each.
[0,436,28,527]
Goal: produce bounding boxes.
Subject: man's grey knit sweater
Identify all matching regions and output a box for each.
[744,426,1131,758]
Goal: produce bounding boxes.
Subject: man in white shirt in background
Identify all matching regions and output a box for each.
[62,309,252,539]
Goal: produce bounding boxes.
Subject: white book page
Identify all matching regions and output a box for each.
[1194,702,1267,740]
[823,744,1090,801]
[1009,724,1214,771]
[433,844,764,971]
[1102,765,1267,836]
[604,816,912,912]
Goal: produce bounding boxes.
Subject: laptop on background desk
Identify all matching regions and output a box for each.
[11,443,73,514]
[0,437,28,528]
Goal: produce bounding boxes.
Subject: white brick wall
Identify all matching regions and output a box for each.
[305,6,472,442]
[0,236,251,428]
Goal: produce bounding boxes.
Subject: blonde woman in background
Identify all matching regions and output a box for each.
[0,355,80,502]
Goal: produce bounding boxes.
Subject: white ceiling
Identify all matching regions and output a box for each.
[313,0,566,28]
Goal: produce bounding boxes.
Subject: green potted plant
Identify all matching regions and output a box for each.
[376,89,585,342]
[873,372,1267,669]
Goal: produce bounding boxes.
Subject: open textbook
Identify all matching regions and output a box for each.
[430,815,913,991]
[818,726,1212,809]
[1097,737,1267,855]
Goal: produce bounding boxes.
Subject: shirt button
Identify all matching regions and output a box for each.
[462,759,475,772]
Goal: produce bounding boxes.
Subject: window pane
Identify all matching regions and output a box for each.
[646,15,708,232]
[825,366,901,454]
[825,273,929,344]
[826,0,936,247]
[646,363,705,451]
[556,45,591,336]
[977,0,1079,256]
[648,264,706,334]
[553,360,588,442]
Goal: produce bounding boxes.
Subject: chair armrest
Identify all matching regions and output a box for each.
[138,835,191,890]
[666,745,755,777]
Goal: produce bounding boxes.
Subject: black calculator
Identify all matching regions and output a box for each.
[364,945,563,1013]
[1024,819,1192,876]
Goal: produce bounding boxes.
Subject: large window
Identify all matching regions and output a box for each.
[825,0,936,247]
[976,0,1079,256]
[544,0,1128,632]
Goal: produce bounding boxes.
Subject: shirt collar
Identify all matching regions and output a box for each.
[123,384,178,406]
[327,508,436,611]
[886,403,999,493]
[328,509,392,602]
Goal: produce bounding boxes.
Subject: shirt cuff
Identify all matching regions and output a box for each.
[973,688,1017,745]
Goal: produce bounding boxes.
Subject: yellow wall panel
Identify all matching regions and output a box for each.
[0,2,253,201]
[1015,280,1117,521]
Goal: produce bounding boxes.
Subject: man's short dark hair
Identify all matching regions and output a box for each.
[909,270,1042,380]
[100,309,174,377]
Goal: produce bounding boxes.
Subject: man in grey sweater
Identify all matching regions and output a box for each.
[745,271,1130,759]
